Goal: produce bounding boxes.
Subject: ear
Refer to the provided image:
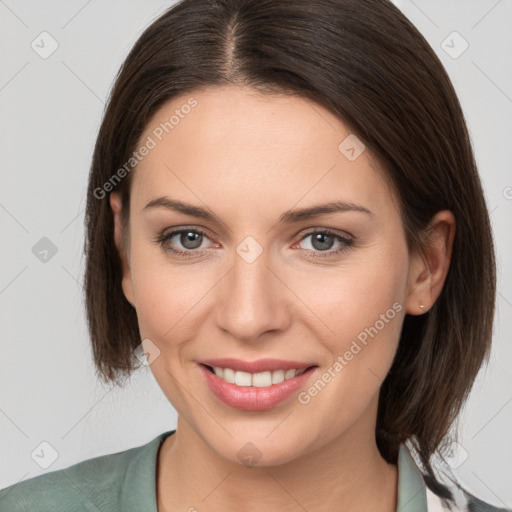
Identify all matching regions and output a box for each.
[405,210,456,315]
[110,192,135,308]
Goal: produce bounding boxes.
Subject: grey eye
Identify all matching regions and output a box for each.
[309,233,336,251]
[173,230,204,250]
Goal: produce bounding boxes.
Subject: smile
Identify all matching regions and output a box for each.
[198,358,317,411]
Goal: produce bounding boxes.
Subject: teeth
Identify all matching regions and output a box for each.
[253,371,272,387]
[284,369,296,379]
[234,371,252,386]
[271,369,284,384]
[223,368,235,384]
[211,367,308,387]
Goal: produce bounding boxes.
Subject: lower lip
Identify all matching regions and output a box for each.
[199,364,316,411]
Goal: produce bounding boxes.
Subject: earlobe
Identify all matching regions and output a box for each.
[405,210,456,315]
[109,192,136,308]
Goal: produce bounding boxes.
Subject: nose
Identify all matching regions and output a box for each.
[214,244,292,344]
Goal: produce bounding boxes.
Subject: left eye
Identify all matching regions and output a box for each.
[297,230,353,254]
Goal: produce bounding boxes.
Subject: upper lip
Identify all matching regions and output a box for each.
[200,358,316,373]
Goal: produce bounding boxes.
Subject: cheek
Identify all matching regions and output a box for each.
[293,272,406,441]
[297,237,408,406]
[129,236,221,352]
[128,253,213,404]
[307,244,408,345]
[133,265,206,342]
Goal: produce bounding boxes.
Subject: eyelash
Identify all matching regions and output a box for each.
[154,226,354,260]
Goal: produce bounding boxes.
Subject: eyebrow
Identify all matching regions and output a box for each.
[143,197,373,226]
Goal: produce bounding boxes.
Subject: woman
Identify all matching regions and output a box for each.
[0,0,505,510]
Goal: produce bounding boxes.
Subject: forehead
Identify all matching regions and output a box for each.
[132,85,396,217]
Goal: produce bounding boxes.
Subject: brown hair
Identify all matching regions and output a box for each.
[84,0,496,472]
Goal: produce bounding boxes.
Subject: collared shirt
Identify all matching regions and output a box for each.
[0,430,507,511]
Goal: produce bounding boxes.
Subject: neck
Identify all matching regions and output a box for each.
[157,415,397,512]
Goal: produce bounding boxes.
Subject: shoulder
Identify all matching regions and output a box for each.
[424,475,512,512]
[402,444,512,512]
[0,446,142,512]
[398,444,510,512]
[0,431,171,512]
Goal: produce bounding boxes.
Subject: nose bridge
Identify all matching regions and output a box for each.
[215,237,288,341]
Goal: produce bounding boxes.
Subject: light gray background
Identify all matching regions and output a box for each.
[1,0,511,507]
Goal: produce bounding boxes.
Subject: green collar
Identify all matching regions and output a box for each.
[396,444,429,511]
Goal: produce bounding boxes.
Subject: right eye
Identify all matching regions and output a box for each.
[155,227,218,258]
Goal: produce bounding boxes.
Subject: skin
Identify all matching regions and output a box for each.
[110,85,455,512]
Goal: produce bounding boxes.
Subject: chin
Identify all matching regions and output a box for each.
[222,436,305,468]
[193,420,314,469]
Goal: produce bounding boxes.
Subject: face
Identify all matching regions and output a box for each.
[112,85,421,466]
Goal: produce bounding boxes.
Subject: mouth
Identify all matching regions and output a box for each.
[198,359,318,411]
